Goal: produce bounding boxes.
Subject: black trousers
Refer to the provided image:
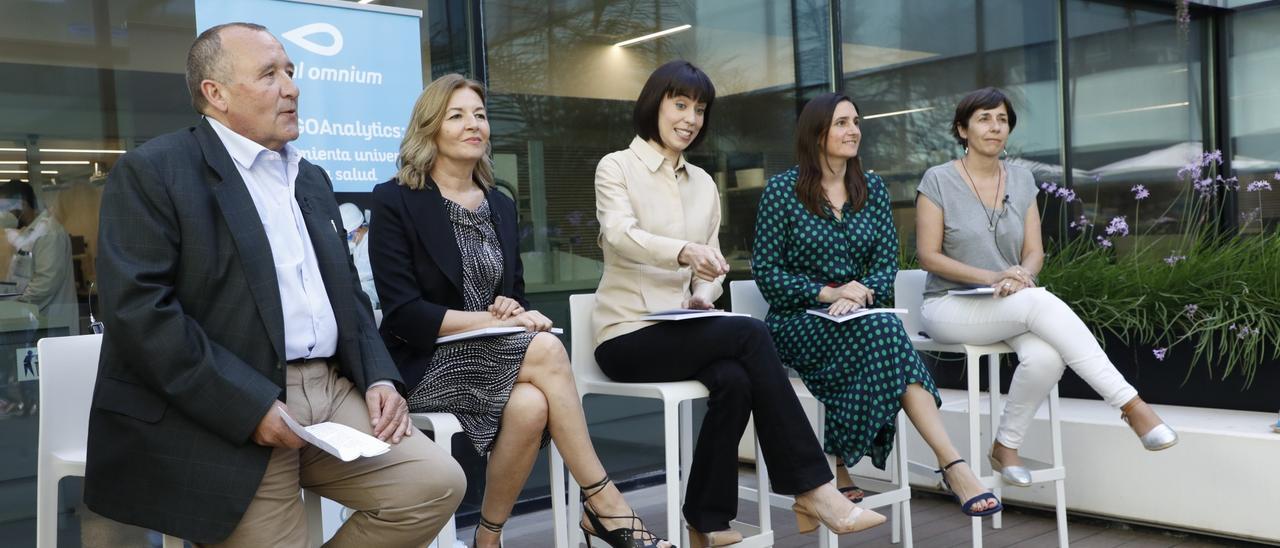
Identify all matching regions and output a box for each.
[595,316,833,532]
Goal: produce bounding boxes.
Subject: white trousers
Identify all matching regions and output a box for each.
[920,287,1139,449]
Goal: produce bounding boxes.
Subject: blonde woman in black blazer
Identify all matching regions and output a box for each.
[369,74,670,548]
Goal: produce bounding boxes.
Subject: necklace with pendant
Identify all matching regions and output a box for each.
[960,157,1004,232]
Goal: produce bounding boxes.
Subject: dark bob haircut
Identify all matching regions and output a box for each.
[633,60,716,150]
[951,87,1018,147]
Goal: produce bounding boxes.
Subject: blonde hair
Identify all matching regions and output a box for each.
[396,74,494,190]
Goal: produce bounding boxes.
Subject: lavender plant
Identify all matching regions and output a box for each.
[1036,151,1279,387]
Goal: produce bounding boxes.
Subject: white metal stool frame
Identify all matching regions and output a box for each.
[408,412,569,548]
[35,334,324,548]
[729,280,913,548]
[565,293,774,548]
[895,269,1068,547]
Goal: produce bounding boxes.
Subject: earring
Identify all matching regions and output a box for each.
[1000,148,1008,160]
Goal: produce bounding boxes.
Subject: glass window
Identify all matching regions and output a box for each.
[483,0,814,291]
[1228,5,1280,234]
[839,0,1062,251]
[1066,0,1207,250]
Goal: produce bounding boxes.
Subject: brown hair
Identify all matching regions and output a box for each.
[795,92,866,218]
[951,87,1018,147]
[396,74,494,190]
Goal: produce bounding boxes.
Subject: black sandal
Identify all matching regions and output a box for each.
[473,514,505,547]
[580,475,673,548]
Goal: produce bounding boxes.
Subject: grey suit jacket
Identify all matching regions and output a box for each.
[84,119,399,543]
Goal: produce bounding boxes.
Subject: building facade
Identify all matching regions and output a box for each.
[0,0,1277,539]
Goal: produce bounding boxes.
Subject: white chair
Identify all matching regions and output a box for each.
[36,334,324,548]
[565,293,774,548]
[407,412,569,548]
[894,269,1068,547]
[729,280,913,547]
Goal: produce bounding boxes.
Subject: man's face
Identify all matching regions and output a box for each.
[215,27,299,151]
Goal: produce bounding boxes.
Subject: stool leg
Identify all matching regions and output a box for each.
[896,410,913,547]
[664,402,682,544]
[966,349,984,548]
[679,400,694,548]
[550,443,567,548]
[987,354,1003,530]
[755,431,772,536]
[1050,385,1069,547]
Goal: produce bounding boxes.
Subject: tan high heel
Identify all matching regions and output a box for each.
[686,526,743,548]
[791,498,886,535]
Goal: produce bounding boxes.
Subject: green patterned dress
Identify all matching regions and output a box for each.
[752,167,940,468]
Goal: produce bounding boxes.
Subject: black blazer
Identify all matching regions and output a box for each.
[368,178,527,392]
[84,119,398,543]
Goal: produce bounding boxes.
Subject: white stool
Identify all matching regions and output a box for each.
[35,334,324,548]
[895,270,1068,547]
[730,279,913,547]
[565,293,774,548]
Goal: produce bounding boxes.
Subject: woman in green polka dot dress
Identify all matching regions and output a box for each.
[752,93,1001,517]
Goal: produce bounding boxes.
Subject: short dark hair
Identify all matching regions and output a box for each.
[951,87,1018,147]
[632,60,716,150]
[186,22,270,114]
[0,179,37,210]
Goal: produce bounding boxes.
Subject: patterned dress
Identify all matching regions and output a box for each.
[752,167,940,468]
[406,198,538,456]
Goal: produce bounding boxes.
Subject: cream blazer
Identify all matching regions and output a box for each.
[593,136,725,344]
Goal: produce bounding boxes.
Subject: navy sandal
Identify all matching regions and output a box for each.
[936,459,1003,517]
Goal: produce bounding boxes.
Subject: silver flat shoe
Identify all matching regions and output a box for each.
[1138,423,1179,451]
[988,455,1033,487]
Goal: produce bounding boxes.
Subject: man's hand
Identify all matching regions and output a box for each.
[252,402,307,449]
[366,384,412,444]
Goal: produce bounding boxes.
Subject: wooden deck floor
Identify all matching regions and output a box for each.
[473,479,1265,548]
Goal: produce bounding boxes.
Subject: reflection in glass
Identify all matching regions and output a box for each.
[483,0,808,289]
[1066,0,1205,251]
[840,0,1061,251]
[1228,5,1280,234]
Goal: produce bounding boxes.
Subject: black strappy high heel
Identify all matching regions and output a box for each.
[473,514,505,547]
[579,475,674,548]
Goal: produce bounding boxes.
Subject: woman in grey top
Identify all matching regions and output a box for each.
[914,88,1177,487]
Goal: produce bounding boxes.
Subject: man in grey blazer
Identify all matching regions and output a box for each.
[84,22,465,546]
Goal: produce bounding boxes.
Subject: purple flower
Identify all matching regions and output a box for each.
[1202,150,1223,166]
[1131,184,1150,200]
[1164,254,1186,266]
[1247,181,1273,192]
[1220,175,1240,191]
[1056,188,1078,202]
[1183,304,1198,318]
[1177,162,1198,179]
[1152,348,1167,361]
[1096,236,1113,248]
[1039,182,1059,194]
[1069,214,1092,231]
[1273,170,1280,181]
[1105,216,1130,237]
[1194,178,1216,198]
